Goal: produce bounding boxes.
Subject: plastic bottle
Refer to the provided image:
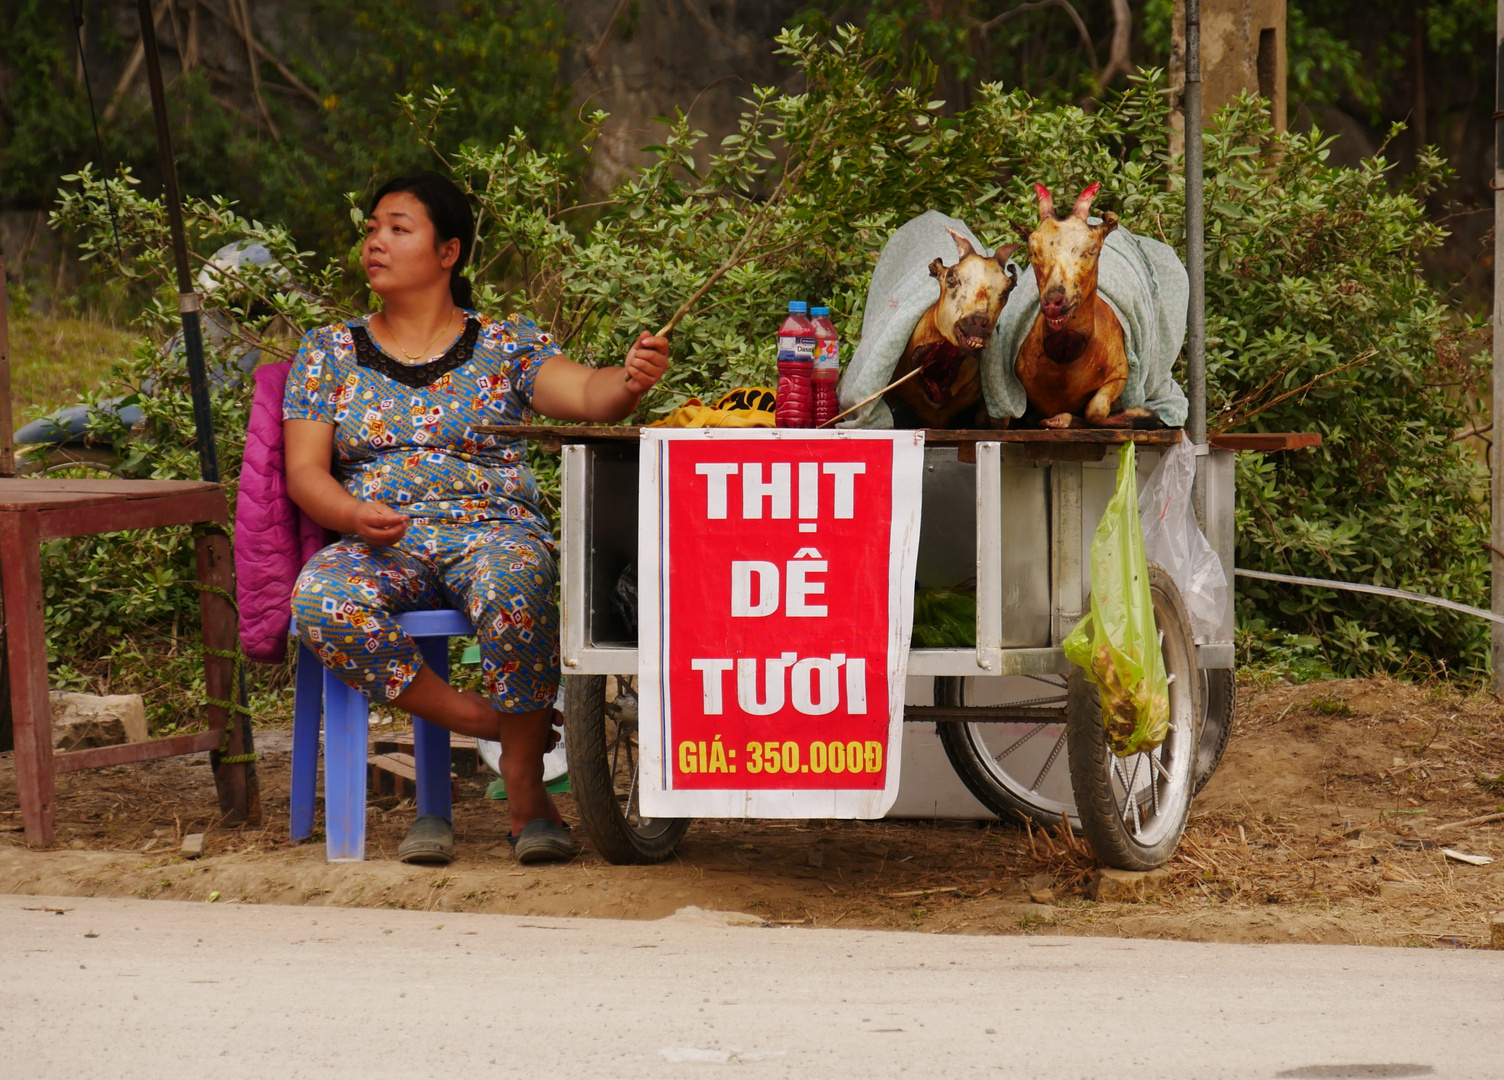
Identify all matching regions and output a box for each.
[810,306,840,428]
[774,300,815,428]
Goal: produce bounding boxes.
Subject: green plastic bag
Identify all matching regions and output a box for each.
[1062,443,1170,756]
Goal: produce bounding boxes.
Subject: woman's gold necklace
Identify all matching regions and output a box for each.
[380,309,458,361]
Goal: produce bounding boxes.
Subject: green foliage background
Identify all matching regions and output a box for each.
[42,25,1490,709]
[1,0,575,262]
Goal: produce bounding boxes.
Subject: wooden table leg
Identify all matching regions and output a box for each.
[1,510,56,846]
[196,529,261,826]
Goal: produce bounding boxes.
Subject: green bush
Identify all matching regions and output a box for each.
[1,0,574,276]
[46,24,1490,692]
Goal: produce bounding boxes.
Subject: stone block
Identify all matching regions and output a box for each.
[667,905,767,928]
[50,692,148,751]
[1490,914,1504,950]
[181,834,206,859]
[1090,867,1171,903]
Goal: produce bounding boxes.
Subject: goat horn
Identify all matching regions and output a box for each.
[944,225,977,260]
[1034,183,1055,221]
[1073,181,1102,221]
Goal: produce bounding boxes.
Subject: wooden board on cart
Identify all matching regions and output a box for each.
[477,424,1189,461]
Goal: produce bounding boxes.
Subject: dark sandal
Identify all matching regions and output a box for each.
[398,815,455,865]
[508,818,578,864]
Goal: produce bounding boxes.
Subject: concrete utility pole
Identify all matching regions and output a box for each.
[1171,0,1286,153]
[1492,1,1504,689]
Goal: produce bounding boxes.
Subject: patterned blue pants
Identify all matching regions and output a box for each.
[291,521,560,713]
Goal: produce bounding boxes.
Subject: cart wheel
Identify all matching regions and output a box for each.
[562,674,688,865]
[937,676,1078,830]
[1193,667,1236,795]
[1066,563,1202,871]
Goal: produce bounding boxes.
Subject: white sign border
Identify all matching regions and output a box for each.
[637,427,926,819]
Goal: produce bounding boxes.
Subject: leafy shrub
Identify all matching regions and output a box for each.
[45,24,1490,697]
[2,0,574,294]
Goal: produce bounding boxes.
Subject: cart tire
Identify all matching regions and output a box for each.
[562,674,688,865]
[1066,563,1202,871]
[1193,667,1236,795]
[936,678,1075,830]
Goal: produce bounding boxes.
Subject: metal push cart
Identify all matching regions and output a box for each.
[475,0,1304,871]
[480,424,1248,871]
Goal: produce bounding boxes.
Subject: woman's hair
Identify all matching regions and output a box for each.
[369,172,475,308]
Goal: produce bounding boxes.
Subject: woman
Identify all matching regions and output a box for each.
[285,172,668,865]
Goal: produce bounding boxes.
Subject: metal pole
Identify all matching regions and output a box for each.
[1491,1,1504,689]
[136,0,219,484]
[1185,0,1206,449]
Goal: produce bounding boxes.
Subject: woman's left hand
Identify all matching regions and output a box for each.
[623,332,671,394]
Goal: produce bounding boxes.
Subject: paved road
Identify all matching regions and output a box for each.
[1,895,1498,1079]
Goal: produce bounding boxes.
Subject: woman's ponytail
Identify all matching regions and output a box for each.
[370,172,476,309]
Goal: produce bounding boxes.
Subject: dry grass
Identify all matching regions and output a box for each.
[6,311,135,424]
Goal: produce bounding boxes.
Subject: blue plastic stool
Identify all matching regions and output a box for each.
[289,609,474,861]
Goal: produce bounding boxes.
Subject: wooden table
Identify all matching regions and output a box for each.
[0,480,258,845]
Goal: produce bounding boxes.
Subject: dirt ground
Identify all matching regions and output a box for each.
[4,676,1503,948]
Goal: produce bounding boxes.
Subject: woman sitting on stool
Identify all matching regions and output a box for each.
[284,172,668,865]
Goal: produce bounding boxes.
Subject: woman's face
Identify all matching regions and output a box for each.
[361,191,460,300]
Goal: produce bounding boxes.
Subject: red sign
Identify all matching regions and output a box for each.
[638,429,924,819]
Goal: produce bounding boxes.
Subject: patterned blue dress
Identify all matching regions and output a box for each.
[284,311,562,713]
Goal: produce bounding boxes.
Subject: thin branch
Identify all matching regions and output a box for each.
[1098,0,1132,88]
[1211,351,1377,435]
[821,367,924,428]
[193,0,321,107]
[103,0,171,123]
[229,0,279,139]
[165,0,188,72]
[649,106,835,340]
[586,0,633,71]
[677,0,740,49]
[974,0,1098,78]
[547,199,623,222]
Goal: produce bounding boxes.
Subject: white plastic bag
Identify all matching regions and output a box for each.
[1138,439,1229,641]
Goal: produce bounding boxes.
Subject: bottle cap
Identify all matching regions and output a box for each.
[787,301,808,314]
[810,306,830,316]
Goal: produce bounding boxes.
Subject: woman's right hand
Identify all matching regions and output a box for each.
[285,419,408,546]
[352,501,408,547]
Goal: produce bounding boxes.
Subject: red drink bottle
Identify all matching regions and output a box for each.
[775,300,815,428]
[810,305,839,427]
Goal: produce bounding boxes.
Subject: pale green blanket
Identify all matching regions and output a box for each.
[838,210,1189,428]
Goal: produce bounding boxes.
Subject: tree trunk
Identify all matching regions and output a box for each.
[1413,5,1427,152]
[1100,0,1133,88]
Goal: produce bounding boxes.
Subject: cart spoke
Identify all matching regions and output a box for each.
[1149,751,1172,782]
[1010,693,1069,709]
[1030,729,1067,792]
[994,722,1050,762]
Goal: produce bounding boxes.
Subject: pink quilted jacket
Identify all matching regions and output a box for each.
[235,362,334,663]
